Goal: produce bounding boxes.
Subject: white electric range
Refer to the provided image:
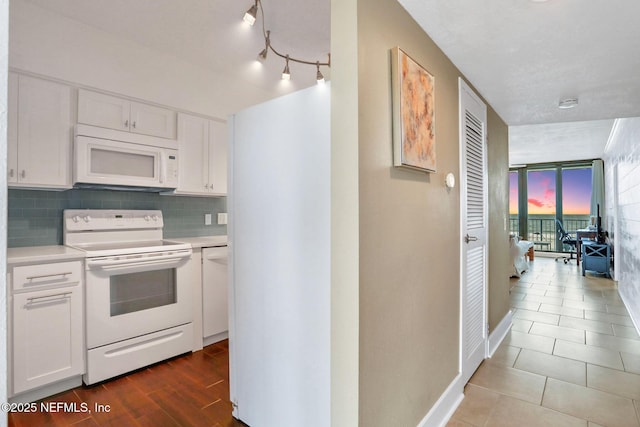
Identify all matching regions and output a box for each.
[63,209,194,385]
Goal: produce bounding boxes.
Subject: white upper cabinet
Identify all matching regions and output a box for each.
[130,102,177,139]
[209,120,228,195]
[7,73,18,184]
[176,113,227,196]
[8,73,73,189]
[78,89,176,139]
[77,89,129,131]
[177,113,209,194]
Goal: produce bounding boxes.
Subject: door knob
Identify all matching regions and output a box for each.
[465,234,478,243]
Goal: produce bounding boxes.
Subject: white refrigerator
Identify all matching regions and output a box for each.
[228,84,331,427]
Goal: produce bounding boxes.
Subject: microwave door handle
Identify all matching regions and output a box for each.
[159,154,166,184]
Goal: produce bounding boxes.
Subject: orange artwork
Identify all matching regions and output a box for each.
[392,47,436,172]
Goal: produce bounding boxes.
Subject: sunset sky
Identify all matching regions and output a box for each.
[509,168,592,215]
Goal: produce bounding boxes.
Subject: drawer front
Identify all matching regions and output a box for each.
[203,246,228,261]
[13,261,82,292]
[585,257,608,273]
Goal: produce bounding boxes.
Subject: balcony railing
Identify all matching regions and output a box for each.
[509,216,590,252]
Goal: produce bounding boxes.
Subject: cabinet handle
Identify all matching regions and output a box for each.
[124,119,129,128]
[21,170,26,178]
[9,169,14,178]
[26,292,71,304]
[26,272,72,280]
[132,121,136,129]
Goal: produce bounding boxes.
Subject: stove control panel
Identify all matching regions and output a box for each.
[64,209,164,232]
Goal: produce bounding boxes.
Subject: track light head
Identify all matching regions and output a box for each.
[282,56,291,80]
[243,2,257,26]
[258,30,270,61]
[316,62,324,84]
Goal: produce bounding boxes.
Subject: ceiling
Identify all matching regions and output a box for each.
[20,0,640,166]
[22,0,331,99]
[398,0,640,165]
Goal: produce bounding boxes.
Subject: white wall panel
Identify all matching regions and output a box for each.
[604,117,640,331]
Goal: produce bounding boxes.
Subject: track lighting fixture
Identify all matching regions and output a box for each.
[243,1,258,26]
[242,0,330,82]
[282,56,291,80]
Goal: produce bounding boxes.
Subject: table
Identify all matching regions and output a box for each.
[576,229,598,266]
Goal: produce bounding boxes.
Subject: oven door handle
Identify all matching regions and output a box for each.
[87,250,192,269]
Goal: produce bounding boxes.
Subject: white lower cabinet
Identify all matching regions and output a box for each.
[202,246,229,341]
[9,260,84,397]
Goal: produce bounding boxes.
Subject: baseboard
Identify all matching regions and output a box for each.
[203,331,229,347]
[415,311,512,427]
[416,374,464,427]
[488,310,513,357]
[9,376,83,404]
[618,289,640,337]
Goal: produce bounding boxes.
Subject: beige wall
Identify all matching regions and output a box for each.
[356,0,509,425]
[330,0,360,425]
[487,110,511,330]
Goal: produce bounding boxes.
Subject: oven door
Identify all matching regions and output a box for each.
[85,249,193,349]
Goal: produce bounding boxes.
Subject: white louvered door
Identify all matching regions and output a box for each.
[459,78,488,384]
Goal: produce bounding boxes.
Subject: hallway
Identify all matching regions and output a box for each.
[449,257,640,427]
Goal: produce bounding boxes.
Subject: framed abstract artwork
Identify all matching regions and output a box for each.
[391,46,436,172]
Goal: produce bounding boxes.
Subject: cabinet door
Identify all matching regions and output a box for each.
[16,76,72,188]
[12,286,84,394]
[209,120,228,195]
[7,73,18,183]
[130,102,176,139]
[177,113,210,194]
[78,89,130,131]
[202,247,228,338]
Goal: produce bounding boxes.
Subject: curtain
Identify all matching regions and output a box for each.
[590,159,605,218]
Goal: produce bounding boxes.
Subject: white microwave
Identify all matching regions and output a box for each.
[74,125,179,190]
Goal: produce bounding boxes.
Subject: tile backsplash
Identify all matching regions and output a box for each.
[8,189,227,247]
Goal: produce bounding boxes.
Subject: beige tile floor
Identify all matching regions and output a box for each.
[448,256,640,427]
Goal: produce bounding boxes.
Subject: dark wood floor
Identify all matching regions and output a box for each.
[9,340,246,427]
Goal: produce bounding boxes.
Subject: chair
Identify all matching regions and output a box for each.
[509,234,534,277]
[554,219,577,264]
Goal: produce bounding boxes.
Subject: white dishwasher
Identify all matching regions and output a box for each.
[202,245,229,344]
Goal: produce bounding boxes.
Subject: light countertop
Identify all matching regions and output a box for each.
[6,236,227,265]
[167,235,227,249]
[7,245,86,266]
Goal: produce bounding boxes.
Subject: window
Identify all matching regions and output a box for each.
[562,167,592,232]
[527,169,556,250]
[510,162,593,252]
